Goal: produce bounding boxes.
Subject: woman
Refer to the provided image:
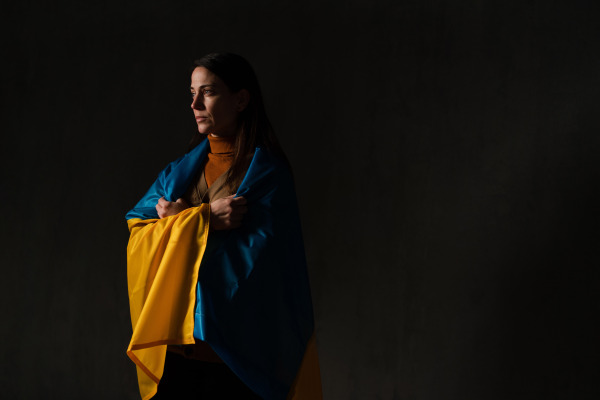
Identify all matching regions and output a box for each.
[125,53,321,400]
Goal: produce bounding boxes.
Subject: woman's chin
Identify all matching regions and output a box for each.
[196,125,211,135]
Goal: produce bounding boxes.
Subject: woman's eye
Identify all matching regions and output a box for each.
[203,89,214,96]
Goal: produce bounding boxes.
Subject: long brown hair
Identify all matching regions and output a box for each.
[188,53,287,192]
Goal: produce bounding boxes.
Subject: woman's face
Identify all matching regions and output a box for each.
[190,67,247,137]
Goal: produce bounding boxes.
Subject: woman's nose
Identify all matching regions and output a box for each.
[191,96,205,110]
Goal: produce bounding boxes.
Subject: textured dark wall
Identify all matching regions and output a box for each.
[1,1,599,399]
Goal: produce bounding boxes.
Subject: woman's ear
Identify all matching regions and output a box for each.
[236,89,250,112]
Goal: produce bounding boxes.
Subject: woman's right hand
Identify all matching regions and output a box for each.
[210,195,248,230]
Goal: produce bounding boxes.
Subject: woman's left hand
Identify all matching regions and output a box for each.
[156,197,190,218]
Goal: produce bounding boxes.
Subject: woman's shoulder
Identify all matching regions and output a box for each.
[236,147,294,197]
[253,146,293,177]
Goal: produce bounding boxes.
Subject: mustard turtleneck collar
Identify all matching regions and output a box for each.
[207,134,236,154]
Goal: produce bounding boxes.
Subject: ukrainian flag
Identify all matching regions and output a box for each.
[125,139,321,399]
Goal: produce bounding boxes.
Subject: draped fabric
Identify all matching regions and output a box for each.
[126,205,210,400]
[126,138,321,400]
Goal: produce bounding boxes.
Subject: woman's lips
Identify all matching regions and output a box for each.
[195,116,207,121]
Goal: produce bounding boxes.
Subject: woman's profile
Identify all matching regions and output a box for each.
[124,53,321,399]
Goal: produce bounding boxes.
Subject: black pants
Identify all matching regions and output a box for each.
[153,351,263,399]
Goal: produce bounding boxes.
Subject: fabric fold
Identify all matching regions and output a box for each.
[126,204,211,400]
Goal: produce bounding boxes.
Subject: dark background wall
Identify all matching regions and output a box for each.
[1,1,599,399]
